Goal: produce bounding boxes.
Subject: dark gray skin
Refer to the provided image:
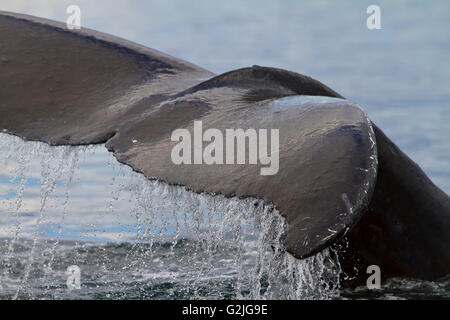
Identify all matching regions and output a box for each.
[335,125,450,287]
[0,11,448,287]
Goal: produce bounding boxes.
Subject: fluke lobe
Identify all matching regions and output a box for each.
[0,11,448,287]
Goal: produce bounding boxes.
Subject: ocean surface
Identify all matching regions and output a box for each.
[0,0,449,299]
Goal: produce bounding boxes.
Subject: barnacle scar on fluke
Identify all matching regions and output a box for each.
[0,11,448,287]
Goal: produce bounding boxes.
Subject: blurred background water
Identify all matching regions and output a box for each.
[0,0,449,299]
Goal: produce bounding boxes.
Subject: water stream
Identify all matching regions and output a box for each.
[0,133,344,299]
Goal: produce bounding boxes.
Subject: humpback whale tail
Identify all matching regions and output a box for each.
[0,11,448,286]
[338,125,450,286]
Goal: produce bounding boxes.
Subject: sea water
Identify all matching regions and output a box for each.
[0,133,448,300]
[0,133,344,300]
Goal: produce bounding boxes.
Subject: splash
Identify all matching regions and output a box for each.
[0,133,342,299]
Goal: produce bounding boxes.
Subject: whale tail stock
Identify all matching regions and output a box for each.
[0,11,448,286]
[336,124,450,286]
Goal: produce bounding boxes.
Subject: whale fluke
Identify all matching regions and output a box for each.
[0,11,213,145]
[0,11,448,285]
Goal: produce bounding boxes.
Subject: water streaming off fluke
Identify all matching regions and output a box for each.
[0,133,342,299]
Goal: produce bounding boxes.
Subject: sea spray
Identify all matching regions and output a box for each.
[0,133,342,299]
[13,143,76,299]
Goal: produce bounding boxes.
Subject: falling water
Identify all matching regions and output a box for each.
[0,132,340,299]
